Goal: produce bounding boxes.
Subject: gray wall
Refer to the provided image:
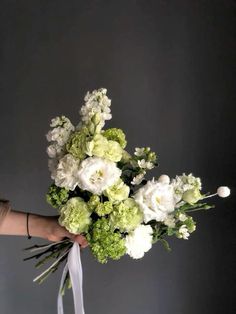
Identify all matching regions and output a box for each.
[0,1,235,314]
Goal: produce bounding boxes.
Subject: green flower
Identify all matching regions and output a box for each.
[184,216,196,233]
[95,201,113,216]
[104,179,130,202]
[66,128,90,159]
[104,140,123,162]
[87,195,100,211]
[87,217,126,264]
[109,198,143,232]
[182,188,202,205]
[59,197,91,234]
[103,128,127,149]
[46,184,69,208]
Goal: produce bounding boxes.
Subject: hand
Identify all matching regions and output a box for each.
[30,215,89,248]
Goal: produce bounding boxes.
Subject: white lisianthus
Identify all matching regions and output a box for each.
[178,225,190,240]
[125,224,153,259]
[54,154,80,191]
[77,156,121,195]
[134,179,176,223]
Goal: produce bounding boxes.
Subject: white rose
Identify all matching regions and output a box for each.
[125,224,153,259]
[54,154,80,191]
[77,157,121,195]
[134,179,176,223]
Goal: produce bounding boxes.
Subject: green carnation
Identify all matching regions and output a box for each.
[103,128,127,149]
[88,134,107,157]
[87,217,126,264]
[104,179,130,202]
[59,197,91,234]
[95,201,113,216]
[66,128,90,159]
[46,184,69,208]
[109,198,143,232]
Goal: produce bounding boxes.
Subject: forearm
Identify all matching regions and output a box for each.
[0,210,51,239]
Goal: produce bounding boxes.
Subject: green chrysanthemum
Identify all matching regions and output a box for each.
[59,197,91,234]
[109,198,143,232]
[103,128,127,149]
[104,179,130,203]
[66,128,89,159]
[46,184,69,208]
[87,217,126,264]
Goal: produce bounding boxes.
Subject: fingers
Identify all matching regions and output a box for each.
[67,233,88,249]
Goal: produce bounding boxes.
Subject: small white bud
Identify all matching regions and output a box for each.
[158,175,170,184]
[217,186,230,198]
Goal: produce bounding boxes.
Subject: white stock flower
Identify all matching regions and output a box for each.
[46,116,74,146]
[80,88,112,129]
[47,143,64,159]
[134,147,145,157]
[137,159,154,170]
[164,215,176,228]
[178,225,190,240]
[178,213,187,222]
[77,157,121,195]
[131,172,146,185]
[54,154,80,191]
[134,179,176,223]
[171,173,202,202]
[48,158,59,180]
[125,224,153,259]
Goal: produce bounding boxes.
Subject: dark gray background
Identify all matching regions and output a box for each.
[0,1,235,314]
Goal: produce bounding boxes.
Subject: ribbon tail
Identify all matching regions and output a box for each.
[68,242,85,314]
[57,263,69,314]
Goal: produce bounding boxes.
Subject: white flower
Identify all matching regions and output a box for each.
[54,154,80,191]
[171,173,202,202]
[48,158,59,180]
[178,225,190,240]
[77,157,121,195]
[131,172,146,185]
[134,147,145,157]
[46,116,74,146]
[164,215,176,228]
[217,186,230,198]
[134,179,176,223]
[125,224,153,259]
[178,213,187,222]
[47,143,64,159]
[137,159,154,170]
[80,88,112,129]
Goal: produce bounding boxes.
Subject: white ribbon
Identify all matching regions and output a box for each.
[58,243,85,314]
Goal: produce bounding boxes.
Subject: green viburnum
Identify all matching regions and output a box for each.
[46,184,69,208]
[87,217,126,264]
[87,195,100,211]
[59,197,92,234]
[66,127,90,159]
[182,188,202,205]
[109,198,143,232]
[104,179,130,202]
[103,128,127,149]
[95,201,113,217]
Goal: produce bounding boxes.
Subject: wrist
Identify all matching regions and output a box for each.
[28,214,53,240]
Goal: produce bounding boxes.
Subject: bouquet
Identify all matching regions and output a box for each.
[24,88,230,313]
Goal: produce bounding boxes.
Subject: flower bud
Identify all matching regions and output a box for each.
[158,175,170,184]
[217,186,230,198]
